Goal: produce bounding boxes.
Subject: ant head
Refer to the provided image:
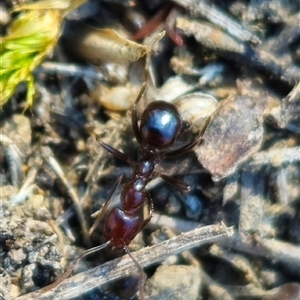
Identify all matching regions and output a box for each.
[140,101,182,149]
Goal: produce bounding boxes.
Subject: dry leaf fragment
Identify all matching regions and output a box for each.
[174,92,218,133]
[176,16,245,54]
[62,24,149,64]
[195,93,265,181]
[91,83,140,111]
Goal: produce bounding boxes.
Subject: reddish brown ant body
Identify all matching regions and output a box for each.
[45,83,209,298]
[90,83,207,251]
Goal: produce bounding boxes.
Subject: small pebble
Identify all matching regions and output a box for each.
[145,265,201,300]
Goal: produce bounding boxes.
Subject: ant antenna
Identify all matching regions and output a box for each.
[89,174,123,236]
[132,82,147,144]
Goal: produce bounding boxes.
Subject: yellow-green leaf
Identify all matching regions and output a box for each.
[0,0,87,107]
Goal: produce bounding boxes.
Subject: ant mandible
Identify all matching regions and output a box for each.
[89,83,210,251]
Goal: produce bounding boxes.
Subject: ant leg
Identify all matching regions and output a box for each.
[159,174,191,193]
[164,116,212,158]
[138,196,154,233]
[100,141,131,164]
[42,240,111,293]
[132,83,147,144]
[124,245,146,300]
[123,197,153,299]
[164,138,201,157]
[89,174,123,236]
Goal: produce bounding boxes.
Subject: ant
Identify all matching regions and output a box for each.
[90,83,210,247]
[44,83,210,299]
[89,83,210,297]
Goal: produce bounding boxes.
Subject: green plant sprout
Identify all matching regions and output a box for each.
[0,0,87,108]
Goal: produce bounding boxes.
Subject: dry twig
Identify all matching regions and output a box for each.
[15,223,233,300]
[41,146,91,247]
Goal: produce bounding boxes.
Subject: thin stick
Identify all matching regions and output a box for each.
[0,134,24,186]
[37,62,105,80]
[249,147,300,166]
[15,223,233,300]
[41,146,91,247]
[172,0,260,45]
